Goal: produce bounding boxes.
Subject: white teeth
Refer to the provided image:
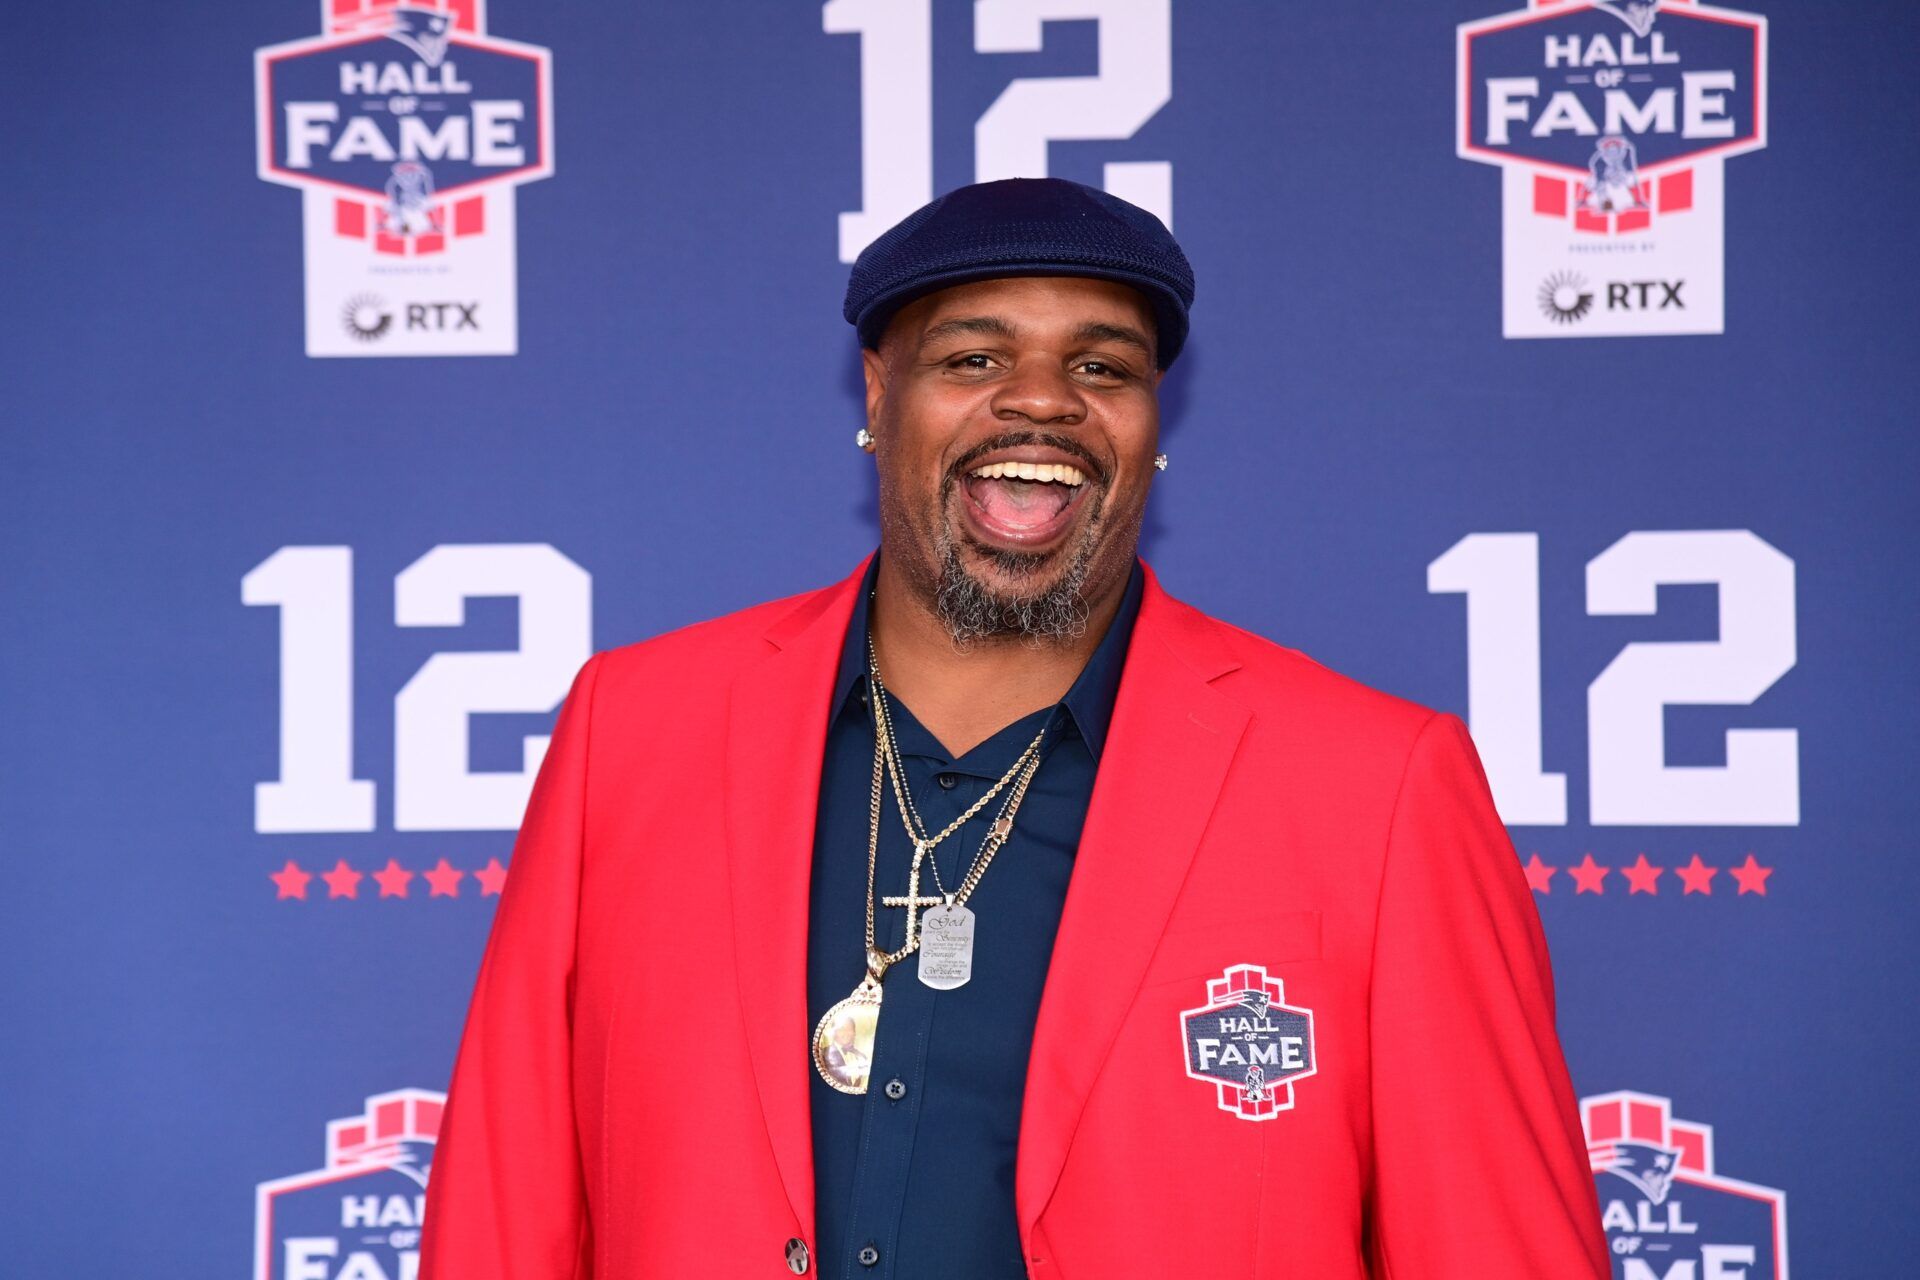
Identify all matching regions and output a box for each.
[968,461,1087,486]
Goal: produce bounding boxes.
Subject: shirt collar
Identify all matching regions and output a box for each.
[832,553,1143,762]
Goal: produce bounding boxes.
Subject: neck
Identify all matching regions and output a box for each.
[868,551,1129,758]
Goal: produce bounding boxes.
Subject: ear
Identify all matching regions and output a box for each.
[860,346,889,433]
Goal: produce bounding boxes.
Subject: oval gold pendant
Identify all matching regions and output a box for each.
[812,975,882,1094]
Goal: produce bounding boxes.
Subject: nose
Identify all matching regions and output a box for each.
[989,361,1086,427]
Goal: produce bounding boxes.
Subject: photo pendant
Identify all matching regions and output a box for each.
[813,975,882,1095]
[917,904,976,991]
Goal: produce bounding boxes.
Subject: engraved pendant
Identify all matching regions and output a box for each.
[916,903,976,991]
[813,955,887,1094]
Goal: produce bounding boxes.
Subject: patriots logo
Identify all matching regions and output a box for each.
[1594,0,1661,38]
[1237,989,1272,1019]
[343,1135,435,1188]
[386,8,454,67]
[1593,1138,1684,1204]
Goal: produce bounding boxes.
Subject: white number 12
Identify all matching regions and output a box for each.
[825,0,1173,263]
[243,543,591,833]
[1428,530,1799,827]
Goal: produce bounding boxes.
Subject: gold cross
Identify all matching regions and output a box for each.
[880,839,945,911]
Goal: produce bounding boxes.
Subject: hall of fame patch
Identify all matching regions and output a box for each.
[1584,1090,1788,1278]
[1456,0,1768,338]
[1178,963,1316,1121]
[255,1088,444,1280]
[254,1,554,356]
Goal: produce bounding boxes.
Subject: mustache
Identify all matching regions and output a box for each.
[944,431,1109,488]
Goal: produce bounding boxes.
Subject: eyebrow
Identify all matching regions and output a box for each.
[915,315,1154,358]
[917,315,1017,350]
[1073,321,1153,356]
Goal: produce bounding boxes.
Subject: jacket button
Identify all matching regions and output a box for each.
[858,1242,881,1268]
[784,1238,810,1274]
[883,1077,907,1100]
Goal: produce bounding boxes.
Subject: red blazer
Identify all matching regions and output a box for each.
[420,560,1608,1279]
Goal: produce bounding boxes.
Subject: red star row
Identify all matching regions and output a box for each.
[269,857,510,900]
[1522,852,1773,896]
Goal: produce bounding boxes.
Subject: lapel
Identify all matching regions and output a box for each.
[723,559,869,1241]
[1016,564,1250,1237]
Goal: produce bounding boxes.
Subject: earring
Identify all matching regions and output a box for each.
[856,428,876,453]
[1153,453,1169,471]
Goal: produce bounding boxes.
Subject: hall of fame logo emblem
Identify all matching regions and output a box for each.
[254,1088,445,1280]
[1179,964,1315,1121]
[254,1,554,356]
[1456,0,1767,338]
[1583,1090,1788,1278]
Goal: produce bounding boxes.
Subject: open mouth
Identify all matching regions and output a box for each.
[958,459,1093,550]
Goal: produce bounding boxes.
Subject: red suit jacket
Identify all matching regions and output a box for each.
[420,561,1608,1279]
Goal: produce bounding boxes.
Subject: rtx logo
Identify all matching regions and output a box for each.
[406,302,481,332]
[342,294,393,342]
[1607,280,1685,312]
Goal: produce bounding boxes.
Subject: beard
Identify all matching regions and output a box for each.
[931,504,1102,646]
[878,430,1141,648]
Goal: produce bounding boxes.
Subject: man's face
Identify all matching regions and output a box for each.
[862,276,1163,644]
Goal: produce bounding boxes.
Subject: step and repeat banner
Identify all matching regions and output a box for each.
[4,1,1914,1276]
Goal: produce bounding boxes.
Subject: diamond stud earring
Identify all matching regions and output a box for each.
[1153,453,1169,471]
[856,428,876,452]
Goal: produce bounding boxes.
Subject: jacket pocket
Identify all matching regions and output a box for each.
[1141,908,1322,988]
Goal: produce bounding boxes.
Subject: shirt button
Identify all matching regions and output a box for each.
[883,1077,907,1101]
[858,1243,881,1268]
[784,1238,810,1273]
[936,772,958,789]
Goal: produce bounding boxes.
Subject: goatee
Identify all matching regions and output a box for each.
[930,509,1101,647]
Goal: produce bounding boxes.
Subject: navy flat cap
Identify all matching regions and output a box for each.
[844,177,1195,368]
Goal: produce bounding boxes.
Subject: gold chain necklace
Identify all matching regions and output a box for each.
[810,639,1047,1094]
[867,635,1046,901]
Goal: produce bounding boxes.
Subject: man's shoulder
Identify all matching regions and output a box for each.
[587,575,847,693]
[1155,588,1441,747]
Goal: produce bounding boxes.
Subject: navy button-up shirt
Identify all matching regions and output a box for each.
[806,556,1142,1280]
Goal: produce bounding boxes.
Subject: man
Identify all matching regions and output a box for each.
[420,178,1609,1279]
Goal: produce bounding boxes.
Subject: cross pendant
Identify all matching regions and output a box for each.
[880,839,943,910]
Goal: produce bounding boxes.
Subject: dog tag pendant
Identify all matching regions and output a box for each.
[916,903,976,991]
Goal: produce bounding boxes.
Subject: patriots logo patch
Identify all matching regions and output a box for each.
[1178,964,1316,1121]
[1591,1137,1686,1205]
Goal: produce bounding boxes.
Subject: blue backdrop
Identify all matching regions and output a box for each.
[4,1,1914,1275]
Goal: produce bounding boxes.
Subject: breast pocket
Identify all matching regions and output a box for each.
[1142,908,1322,989]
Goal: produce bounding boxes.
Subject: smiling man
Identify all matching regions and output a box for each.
[419,178,1609,1280]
